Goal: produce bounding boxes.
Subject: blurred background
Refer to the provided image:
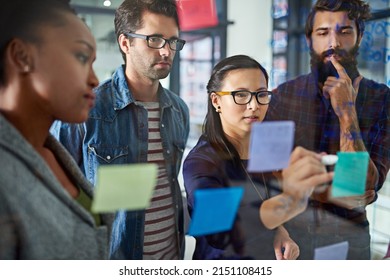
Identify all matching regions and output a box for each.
[70,0,390,259]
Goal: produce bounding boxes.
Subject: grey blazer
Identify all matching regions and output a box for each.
[0,115,113,259]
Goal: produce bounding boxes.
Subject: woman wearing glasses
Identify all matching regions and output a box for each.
[183,55,333,260]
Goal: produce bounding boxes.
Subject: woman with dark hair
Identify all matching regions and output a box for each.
[183,55,333,259]
[0,0,112,259]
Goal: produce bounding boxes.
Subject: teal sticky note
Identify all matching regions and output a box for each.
[331,152,369,197]
[188,187,244,237]
[91,163,158,213]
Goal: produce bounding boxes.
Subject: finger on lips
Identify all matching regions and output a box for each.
[329,57,347,78]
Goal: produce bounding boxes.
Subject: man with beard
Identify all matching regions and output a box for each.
[51,0,189,259]
[265,0,390,259]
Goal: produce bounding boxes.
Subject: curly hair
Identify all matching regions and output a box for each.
[305,0,371,39]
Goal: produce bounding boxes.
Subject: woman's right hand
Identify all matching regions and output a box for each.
[260,147,334,230]
[282,146,333,203]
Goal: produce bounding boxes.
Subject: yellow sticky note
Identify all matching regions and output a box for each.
[91,163,158,213]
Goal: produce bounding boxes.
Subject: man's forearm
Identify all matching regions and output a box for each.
[340,115,379,191]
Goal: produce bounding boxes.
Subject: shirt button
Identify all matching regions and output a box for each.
[106,155,111,160]
[167,150,170,154]
[161,124,165,128]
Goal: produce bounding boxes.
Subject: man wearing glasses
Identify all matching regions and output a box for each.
[52,0,189,259]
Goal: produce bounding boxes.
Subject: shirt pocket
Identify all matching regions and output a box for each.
[86,145,128,184]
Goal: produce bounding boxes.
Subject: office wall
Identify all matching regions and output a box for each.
[227,0,273,77]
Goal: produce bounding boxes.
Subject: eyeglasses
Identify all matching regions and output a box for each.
[215,90,272,105]
[125,32,186,51]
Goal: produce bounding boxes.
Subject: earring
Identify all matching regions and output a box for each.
[23,65,30,73]
[215,106,221,113]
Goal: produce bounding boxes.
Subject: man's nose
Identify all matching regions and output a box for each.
[159,42,172,56]
[328,31,341,49]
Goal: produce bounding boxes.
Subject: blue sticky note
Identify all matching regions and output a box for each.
[188,187,244,237]
[331,152,369,197]
[314,241,349,260]
[248,121,295,172]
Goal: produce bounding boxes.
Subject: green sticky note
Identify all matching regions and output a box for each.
[91,163,158,213]
[331,152,369,197]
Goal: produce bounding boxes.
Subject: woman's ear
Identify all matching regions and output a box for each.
[210,92,221,111]
[7,38,34,73]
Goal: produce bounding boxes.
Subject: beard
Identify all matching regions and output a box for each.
[310,45,360,85]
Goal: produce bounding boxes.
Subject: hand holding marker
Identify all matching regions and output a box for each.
[314,155,338,193]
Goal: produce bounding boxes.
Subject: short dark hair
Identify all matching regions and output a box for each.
[305,0,371,40]
[114,0,179,62]
[204,55,269,162]
[0,0,74,87]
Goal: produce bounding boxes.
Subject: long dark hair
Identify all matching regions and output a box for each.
[203,55,269,164]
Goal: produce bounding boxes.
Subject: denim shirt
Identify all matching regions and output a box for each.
[51,65,190,259]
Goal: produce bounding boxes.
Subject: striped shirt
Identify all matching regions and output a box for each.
[140,101,179,260]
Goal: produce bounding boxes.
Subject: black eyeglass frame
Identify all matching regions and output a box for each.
[214,90,273,105]
[125,32,186,51]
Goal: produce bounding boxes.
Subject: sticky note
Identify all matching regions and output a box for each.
[188,187,244,237]
[331,152,369,197]
[177,0,218,31]
[248,121,295,172]
[314,241,349,260]
[91,163,158,213]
